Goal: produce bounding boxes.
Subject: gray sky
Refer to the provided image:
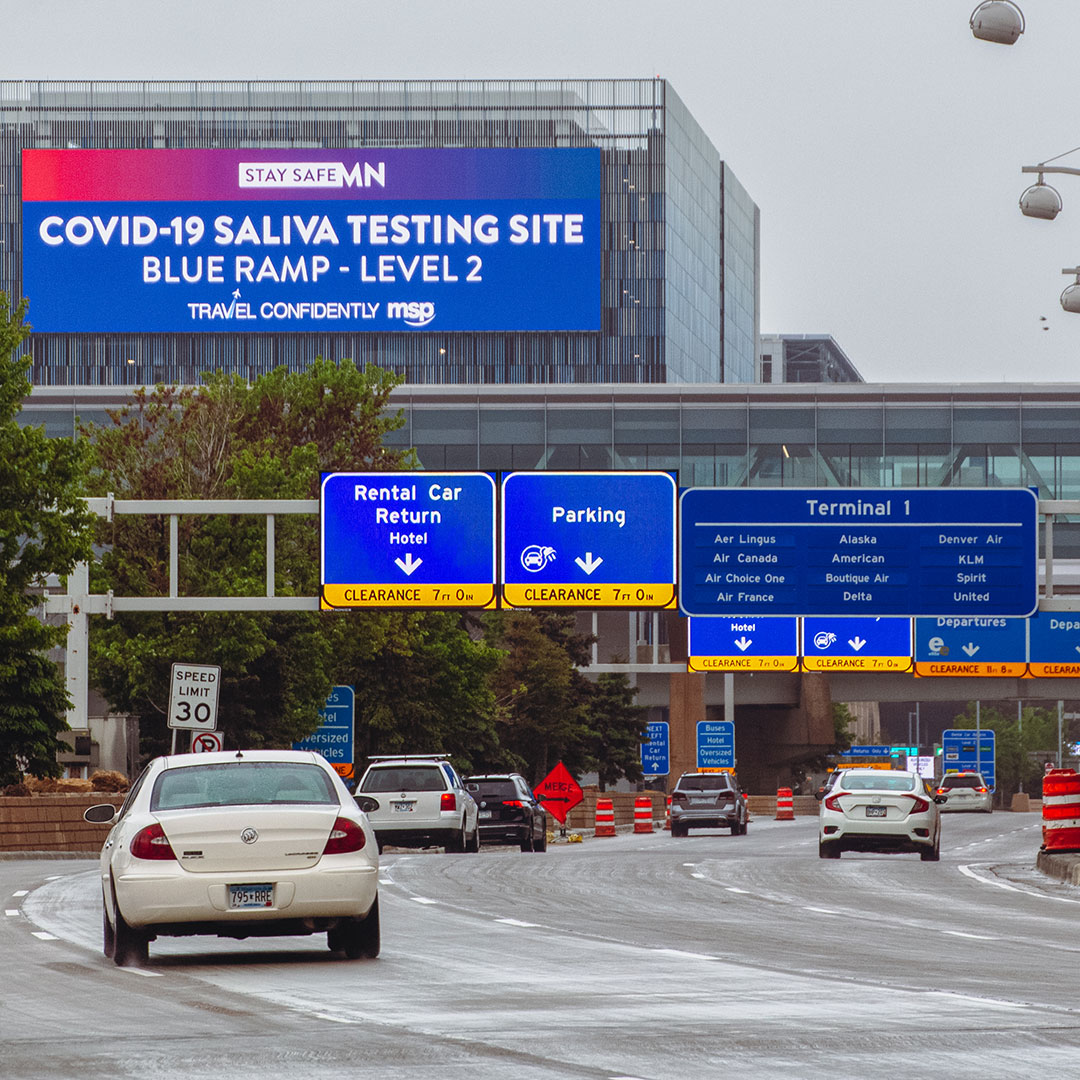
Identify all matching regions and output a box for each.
[5,0,1079,384]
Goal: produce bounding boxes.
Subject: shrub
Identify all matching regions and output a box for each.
[90,770,130,793]
[1,783,30,797]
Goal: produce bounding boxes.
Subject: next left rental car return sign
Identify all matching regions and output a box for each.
[321,472,497,609]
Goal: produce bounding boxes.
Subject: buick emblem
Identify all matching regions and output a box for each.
[241,827,259,844]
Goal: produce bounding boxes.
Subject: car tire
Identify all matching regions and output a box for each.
[520,830,534,853]
[921,840,941,862]
[534,827,547,852]
[467,825,481,853]
[671,822,687,837]
[102,898,115,960]
[446,825,466,853]
[729,821,740,836]
[818,840,841,859]
[112,898,149,967]
[340,897,380,959]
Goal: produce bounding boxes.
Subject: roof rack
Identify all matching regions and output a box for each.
[367,754,449,762]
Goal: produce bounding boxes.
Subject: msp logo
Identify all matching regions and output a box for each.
[813,631,838,650]
[387,300,436,328]
[520,545,557,572]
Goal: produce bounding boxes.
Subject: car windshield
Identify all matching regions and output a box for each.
[360,766,446,793]
[841,773,917,792]
[150,762,337,810]
[678,776,733,792]
[942,775,984,789]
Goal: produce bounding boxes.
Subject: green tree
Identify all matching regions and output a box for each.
[487,611,595,784]
[83,361,408,755]
[0,294,95,784]
[586,671,648,792]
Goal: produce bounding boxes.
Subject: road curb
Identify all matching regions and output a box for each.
[1036,848,1080,886]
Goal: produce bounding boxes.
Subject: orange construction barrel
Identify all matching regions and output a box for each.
[776,787,795,821]
[594,796,616,838]
[1042,769,1080,852]
[633,795,654,834]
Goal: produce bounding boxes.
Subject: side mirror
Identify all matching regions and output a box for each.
[934,795,949,805]
[84,803,117,824]
[354,795,380,814]
[814,790,825,801]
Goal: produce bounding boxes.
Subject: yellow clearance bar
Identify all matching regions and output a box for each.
[503,583,676,608]
[688,655,799,673]
[322,584,497,609]
[802,655,913,673]
[1028,663,1080,678]
[914,660,1026,678]
[834,761,894,770]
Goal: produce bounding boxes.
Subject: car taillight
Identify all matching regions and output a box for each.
[905,796,931,814]
[502,800,525,808]
[441,792,457,812]
[975,787,989,793]
[671,791,688,803]
[935,788,947,795]
[323,817,366,855]
[130,823,177,861]
[823,794,846,812]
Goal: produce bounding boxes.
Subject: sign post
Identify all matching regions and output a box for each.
[167,662,221,753]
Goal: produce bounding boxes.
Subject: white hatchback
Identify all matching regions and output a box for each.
[84,749,379,967]
[818,769,946,861]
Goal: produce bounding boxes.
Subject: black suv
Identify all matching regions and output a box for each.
[670,772,749,837]
[465,774,548,852]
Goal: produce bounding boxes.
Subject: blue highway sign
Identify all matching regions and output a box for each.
[641,720,670,776]
[501,471,676,608]
[678,487,1038,618]
[801,617,913,672]
[1029,611,1080,677]
[293,685,355,776]
[841,745,891,756]
[688,616,798,672]
[914,617,1027,677]
[697,720,735,771]
[942,728,996,790]
[321,472,496,608]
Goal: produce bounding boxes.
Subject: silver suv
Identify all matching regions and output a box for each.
[670,772,749,837]
[356,755,480,853]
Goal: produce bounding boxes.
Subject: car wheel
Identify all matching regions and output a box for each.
[520,830,534,853]
[729,821,740,836]
[112,898,149,967]
[340,897,380,959]
[446,825,466,853]
[534,827,548,852]
[921,840,941,862]
[818,840,841,859]
[671,822,687,837]
[467,825,481,853]
[102,898,115,960]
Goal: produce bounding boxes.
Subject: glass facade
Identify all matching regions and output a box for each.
[25,382,1080,557]
[0,79,759,388]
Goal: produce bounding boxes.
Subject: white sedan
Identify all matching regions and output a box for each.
[817,769,946,861]
[84,749,379,967]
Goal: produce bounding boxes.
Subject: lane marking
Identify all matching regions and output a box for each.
[691,873,707,879]
[943,930,999,940]
[726,887,749,894]
[5,909,19,917]
[125,968,164,977]
[31,931,57,940]
[12,891,27,897]
[410,897,438,905]
[803,906,841,915]
[651,948,718,961]
[496,918,540,928]
[959,863,1080,904]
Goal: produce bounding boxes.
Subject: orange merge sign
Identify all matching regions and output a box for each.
[533,761,584,824]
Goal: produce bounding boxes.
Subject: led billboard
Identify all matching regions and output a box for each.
[21,148,601,333]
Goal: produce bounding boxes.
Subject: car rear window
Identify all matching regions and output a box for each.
[677,775,733,792]
[942,775,984,789]
[151,762,337,810]
[841,773,917,792]
[360,766,447,793]
[466,779,518,800]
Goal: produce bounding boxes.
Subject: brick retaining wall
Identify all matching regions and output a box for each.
[0,794,124,853]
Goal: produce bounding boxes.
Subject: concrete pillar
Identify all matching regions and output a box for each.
[668,671,706,786]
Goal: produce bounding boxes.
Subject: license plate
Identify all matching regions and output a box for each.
[865,806,887,818]
[228,884,273,909]
[691,797,713,804]
[479,810,492,819]
[392,801,415,813]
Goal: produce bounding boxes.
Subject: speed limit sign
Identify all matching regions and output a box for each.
[168,662,221,731]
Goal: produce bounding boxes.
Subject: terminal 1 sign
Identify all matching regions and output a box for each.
[679,487,1038,618]
[21,147,601,333]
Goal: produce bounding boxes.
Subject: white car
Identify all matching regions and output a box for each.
[818,768,946,861]
[935,771,994,813]
[83,749,379,967]
[356,754,479,853]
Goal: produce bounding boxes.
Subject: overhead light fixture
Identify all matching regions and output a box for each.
[1060,268,1080,314]
[970,1,1024,45]
[1020,174,1063,220]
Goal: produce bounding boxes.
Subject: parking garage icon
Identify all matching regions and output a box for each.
[521,544,557,572]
